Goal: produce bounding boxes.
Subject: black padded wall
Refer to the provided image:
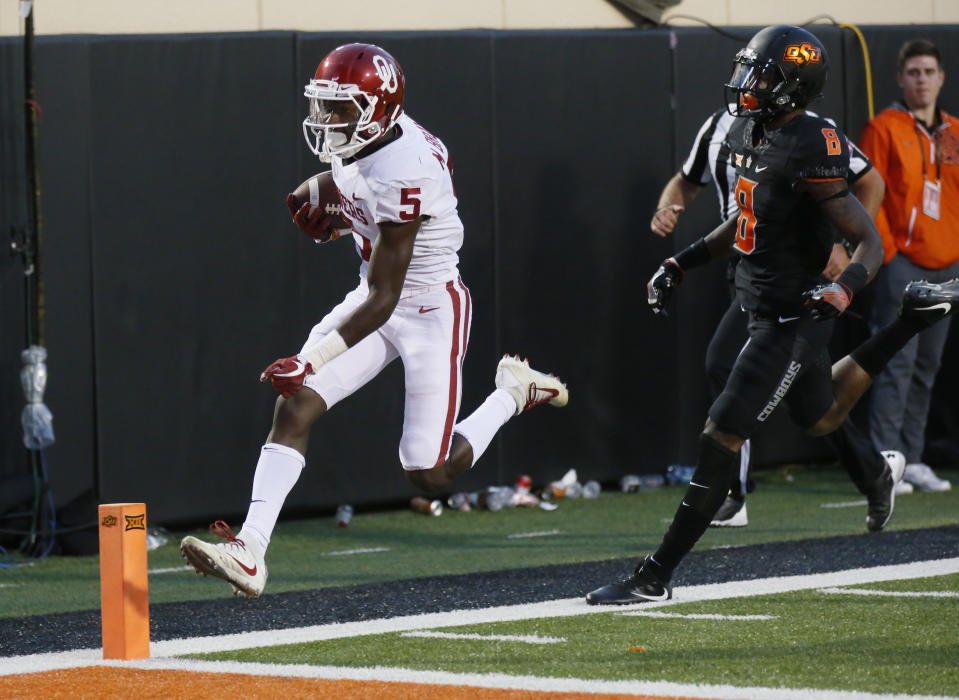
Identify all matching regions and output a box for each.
[491,30,680,480]
[82,34,300,517]
[0,39,28,490]
[32,38,97,509]
[1,26,957,524]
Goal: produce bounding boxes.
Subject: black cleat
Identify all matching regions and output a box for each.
[865,450,905,532]
[586,556,672,605]
[899,278,959,327]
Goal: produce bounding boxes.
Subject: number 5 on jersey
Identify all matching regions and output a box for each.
[400,187,421,220]
[734,176,757,254]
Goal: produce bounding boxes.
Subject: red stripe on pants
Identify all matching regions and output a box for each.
[434,281,464,466]
[458,277,471,376]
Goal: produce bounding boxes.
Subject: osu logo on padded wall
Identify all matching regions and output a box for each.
[783,43,821,65]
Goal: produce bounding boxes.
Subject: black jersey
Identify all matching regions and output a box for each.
[727,113,850,317]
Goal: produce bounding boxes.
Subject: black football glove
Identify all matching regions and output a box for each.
[802,281,852,320]
[647,258,684,317]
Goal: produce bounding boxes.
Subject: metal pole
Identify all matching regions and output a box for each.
[20,1,48,556]
[23,1,43,348]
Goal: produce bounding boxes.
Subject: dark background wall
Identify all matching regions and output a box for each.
[1,25,957,525]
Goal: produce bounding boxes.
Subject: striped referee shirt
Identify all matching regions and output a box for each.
[680,107,873,224]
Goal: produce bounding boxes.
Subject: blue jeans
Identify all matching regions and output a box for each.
[868,253,959,462]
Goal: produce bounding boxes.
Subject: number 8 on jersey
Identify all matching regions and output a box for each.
[734,176,758,254]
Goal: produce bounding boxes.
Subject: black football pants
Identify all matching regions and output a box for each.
[711,313,836,437]
[706,302,884,492]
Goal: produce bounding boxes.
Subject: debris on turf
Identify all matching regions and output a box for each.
[410,497,443,516]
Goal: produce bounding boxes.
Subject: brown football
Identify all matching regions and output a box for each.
[290,171,350,230]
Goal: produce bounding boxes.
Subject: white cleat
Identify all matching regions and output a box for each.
[894,480,914,495]
[180,521,267,598]
[903,462,952,492]
[495,354,569,416]
[884,450,907,485]
[866,451,906,533]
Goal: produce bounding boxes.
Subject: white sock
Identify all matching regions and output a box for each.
[453,389,515,467]
[240,442,305,554]
[739,439,750,494]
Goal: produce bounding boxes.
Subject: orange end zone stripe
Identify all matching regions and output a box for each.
[0,667,711,700]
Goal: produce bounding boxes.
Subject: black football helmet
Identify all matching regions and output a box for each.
[725,25,829,120]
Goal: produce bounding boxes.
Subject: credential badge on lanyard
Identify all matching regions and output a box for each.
[916,119,941,220]
[922,179,941,220]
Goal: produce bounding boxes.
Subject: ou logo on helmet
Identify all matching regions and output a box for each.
[783,43,821,65]
[372,55,398,94]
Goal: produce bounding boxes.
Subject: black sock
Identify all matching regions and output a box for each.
[650,434,738,581]
[850,318,923,378]
[824,419,885,494]
[728,474,745,499]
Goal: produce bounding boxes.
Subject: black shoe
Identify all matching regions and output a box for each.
[585,556,672,605]
[709,491,748,527]
[865,450,906,532]
[899,278,959,327]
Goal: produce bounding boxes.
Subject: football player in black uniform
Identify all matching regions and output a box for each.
[655,104,892,529]
[587,25,959,605]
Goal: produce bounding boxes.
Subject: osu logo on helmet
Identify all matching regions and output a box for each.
[784,43,821,65]
[726,26,828,119]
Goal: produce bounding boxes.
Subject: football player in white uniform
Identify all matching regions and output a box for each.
[181,44,568,598]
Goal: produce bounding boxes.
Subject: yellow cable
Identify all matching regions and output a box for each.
[839,22,875,120]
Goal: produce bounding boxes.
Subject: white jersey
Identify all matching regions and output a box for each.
[681,106,873,223]
[331,113,463,289]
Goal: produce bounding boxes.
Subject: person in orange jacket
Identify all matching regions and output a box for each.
[859,39,958,492]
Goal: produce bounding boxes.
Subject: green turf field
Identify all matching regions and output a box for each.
[1,465,956,618]
[2,465,958,698]
[193,574,959,695]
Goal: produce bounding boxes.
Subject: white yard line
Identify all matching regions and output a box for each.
[506,530,561,539]
[321,547,391,556]
[818,587,959,598]
[83,659,959,700]
[3,556,959,693]
[821,500,869,508]
[618,611,776,620]
[148,566,193,574]
[400,631,565,644]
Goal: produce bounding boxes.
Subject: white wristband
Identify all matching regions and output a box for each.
[299,330,348,370]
